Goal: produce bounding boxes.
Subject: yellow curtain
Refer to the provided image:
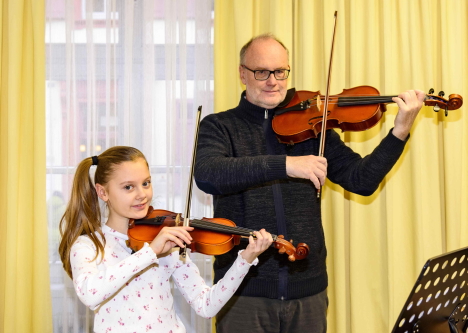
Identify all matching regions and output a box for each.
[214,0,294,113]
[0,0,52,332]
[214,0,468,332]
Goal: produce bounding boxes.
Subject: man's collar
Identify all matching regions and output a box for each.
[236,91,271,124]
[237,89,298,124]
[239,88,296,110]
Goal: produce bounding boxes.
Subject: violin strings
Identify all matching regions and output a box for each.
[190,220,280,242]
[295,95,397,109]
[191,219,254,232]
[190,219,254,236]
[135,215,280,240]
[190,219,279,239]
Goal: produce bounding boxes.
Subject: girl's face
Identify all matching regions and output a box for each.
[96,158,152,224]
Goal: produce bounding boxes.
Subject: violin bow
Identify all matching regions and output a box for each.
[180,106,203,258]
[317,11,338,198]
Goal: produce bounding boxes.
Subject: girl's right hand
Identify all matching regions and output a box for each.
[149,226,194,256]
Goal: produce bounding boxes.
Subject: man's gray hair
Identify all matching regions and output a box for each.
[239,33,289,65]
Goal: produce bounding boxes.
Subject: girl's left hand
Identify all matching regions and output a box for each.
[240,229,273,264]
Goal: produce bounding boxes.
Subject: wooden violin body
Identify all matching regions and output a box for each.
[272,86,463,145]
[127,207,310,262]
[127,208,242,256]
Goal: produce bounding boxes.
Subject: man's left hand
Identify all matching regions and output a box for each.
[391,89,426,140]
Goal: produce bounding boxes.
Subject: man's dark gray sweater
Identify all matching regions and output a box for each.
[194,92,407,300]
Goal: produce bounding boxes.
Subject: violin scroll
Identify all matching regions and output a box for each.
[425,88,463,116]
[294,242,310,260]
[274,235,310,262]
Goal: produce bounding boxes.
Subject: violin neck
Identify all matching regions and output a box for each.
[189,219,278,241]
[337,95,396,106]
[133,215,278,241]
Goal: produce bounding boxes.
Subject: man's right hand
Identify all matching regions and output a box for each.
[286,155,328,190]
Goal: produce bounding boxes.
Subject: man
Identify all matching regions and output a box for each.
[194,33,425,333]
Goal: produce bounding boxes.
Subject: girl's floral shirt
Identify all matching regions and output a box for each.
[70,224,257,333]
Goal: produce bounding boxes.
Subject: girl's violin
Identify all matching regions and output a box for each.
[272,86,463,145]
[127,207,310,262]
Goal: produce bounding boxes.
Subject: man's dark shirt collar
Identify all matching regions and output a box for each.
[237,88,296,125]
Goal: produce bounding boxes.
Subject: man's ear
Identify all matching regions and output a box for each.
[95,183,108,202]
[239,65,247,85]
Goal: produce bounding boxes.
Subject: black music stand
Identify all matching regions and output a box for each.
[392,246,468,333]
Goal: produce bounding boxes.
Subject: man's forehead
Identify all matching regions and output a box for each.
[248,38,285,52]
[244,39,289,65]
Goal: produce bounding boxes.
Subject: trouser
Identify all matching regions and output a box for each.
[215,290,328,333]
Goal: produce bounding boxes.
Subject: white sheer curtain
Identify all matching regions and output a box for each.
[46,0,214,332]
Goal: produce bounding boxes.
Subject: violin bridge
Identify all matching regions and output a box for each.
[316,94,322,113]
[175,213,182,226]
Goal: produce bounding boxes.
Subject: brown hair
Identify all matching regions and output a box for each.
[239,33,289,65]
[58,146,147,278]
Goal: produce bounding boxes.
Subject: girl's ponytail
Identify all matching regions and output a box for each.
[58,157,105,279]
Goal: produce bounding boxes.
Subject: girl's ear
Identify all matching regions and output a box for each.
[95,183,108,202]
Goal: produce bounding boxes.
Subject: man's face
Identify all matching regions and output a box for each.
[239,38,289,109]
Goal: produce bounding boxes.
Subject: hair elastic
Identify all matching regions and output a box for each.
[89,156,98,186]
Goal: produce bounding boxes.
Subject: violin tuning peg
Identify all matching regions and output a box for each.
[433,105,440,112]
[278,247,286,254]
[438,91,445,97]
[428,88,434,95]
[289,239,294,244]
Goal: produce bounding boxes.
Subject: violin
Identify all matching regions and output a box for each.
[272,86,464,145]
[127,207,310,262]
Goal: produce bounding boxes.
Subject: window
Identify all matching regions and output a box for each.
[46,1,214,331]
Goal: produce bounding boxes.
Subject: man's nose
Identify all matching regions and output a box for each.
[265,73,277,84]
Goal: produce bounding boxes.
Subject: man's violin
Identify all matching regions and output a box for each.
[127,207,310,262]
[272,86,463,145]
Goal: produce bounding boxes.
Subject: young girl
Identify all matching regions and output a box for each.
[58,146,272,333]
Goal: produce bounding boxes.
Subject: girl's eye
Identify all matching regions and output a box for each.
[124,185,133,190]
[143,180,151,187]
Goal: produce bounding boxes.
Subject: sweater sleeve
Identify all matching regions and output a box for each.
[194,113,287,195]
[70,237,158,309]
[325,128,408,196]
[172,250,257,318]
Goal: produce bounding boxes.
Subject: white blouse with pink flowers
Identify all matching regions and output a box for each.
[70,224,257,333]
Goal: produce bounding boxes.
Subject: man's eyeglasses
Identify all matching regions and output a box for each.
[241,65,290,81]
